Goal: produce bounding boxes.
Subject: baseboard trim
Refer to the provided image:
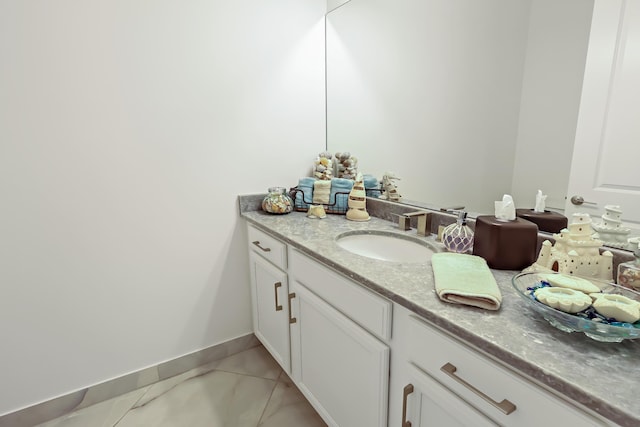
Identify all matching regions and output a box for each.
[0,333,260,427]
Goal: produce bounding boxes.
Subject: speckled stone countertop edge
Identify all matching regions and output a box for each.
[242,214,545,376]
[238,194,638,426]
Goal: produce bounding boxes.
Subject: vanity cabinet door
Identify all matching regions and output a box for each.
[402,363,498,427]
[250,252,291,372]
[289,281,389,427]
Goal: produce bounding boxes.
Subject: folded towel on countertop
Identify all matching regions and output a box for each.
[330,177,354,189]
[431,253,502,311]
[363,174,378,188]
[313,179,331,204]
[329,178,353,211]
[363,174,380,198]
[295,177,316,209]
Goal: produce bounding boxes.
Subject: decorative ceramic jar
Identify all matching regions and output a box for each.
[262,187,293,214]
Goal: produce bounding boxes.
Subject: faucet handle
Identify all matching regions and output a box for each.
[398,210,432,236]
[390,212,412,230]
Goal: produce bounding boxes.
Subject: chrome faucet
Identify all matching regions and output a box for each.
[396,210,431,236]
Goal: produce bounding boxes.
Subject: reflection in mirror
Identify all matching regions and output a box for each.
[326,0,351,13]
[326,0,594,214]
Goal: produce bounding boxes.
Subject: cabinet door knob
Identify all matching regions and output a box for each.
[252,241,271,252]
[274,282,283,312]
[288,293,297,324]
[402,384,414,427]
[440,362,516,415]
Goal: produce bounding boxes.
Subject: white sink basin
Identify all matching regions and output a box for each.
[336,231,437,263]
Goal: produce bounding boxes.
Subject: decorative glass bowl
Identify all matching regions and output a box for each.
[511,272,640,342]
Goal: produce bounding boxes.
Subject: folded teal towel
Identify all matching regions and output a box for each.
[363,174,380,198]
[331,177,354,188]
[363,174,378,188]
[329,178,353,211]
[431,253,502,310]
[296,177,316,209]
[299,177,316,186]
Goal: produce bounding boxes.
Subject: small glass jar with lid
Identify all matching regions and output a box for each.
[262,187,293,214]
[618,241,640,291]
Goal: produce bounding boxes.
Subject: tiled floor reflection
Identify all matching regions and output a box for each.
[36,346,327,427]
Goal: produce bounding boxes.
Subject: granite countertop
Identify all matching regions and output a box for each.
[240,197,639,426]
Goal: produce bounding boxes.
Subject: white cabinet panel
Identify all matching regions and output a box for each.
[289,249,392,340]
[403,363,497,427]
[250,252,290,372]
[290,281,389,427]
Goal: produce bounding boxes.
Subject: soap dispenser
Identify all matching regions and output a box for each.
[442,211,474,253]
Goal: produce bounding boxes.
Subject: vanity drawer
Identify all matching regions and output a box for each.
[408,315,605,426]
[247,225,287,269]
[289,249,392,341]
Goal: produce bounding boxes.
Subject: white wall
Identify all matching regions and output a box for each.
[511,0,594,210]
[0,0,326,415]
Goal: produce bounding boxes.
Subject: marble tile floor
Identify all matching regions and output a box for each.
[35,346,327,427]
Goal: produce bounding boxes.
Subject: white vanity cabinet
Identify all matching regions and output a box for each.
[390,303,607,427]
[245,220,616,427]
[247,225,291,372]
[247,225,391,427]
[288,249,391,427]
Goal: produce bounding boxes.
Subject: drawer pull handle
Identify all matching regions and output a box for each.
[288,293,297,324]
[440,362,516,415]
[252,241,271,252]
[402,384,414,427]
[274,282,283,311]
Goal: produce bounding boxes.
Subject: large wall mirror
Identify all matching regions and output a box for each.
[326,0,595,215]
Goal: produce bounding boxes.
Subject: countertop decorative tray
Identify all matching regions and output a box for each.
[512,272,640,342]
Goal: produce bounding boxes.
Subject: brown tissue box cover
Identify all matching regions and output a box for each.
[472,216,538,270]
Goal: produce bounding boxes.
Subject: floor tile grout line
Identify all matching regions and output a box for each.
[27,342,264,426]
[111,386,150,427]
[107,368,282,426]
[35,346,288,427]
[255,369,283,427]
[212,367,283,382]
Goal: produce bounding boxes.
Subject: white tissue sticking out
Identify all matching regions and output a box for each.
[534,189,547,213]
[495,194,516,220]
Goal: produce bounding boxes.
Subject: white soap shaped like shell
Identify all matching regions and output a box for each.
[592,294,640,323]
[541,274,601,294]
[534,287,592,313]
